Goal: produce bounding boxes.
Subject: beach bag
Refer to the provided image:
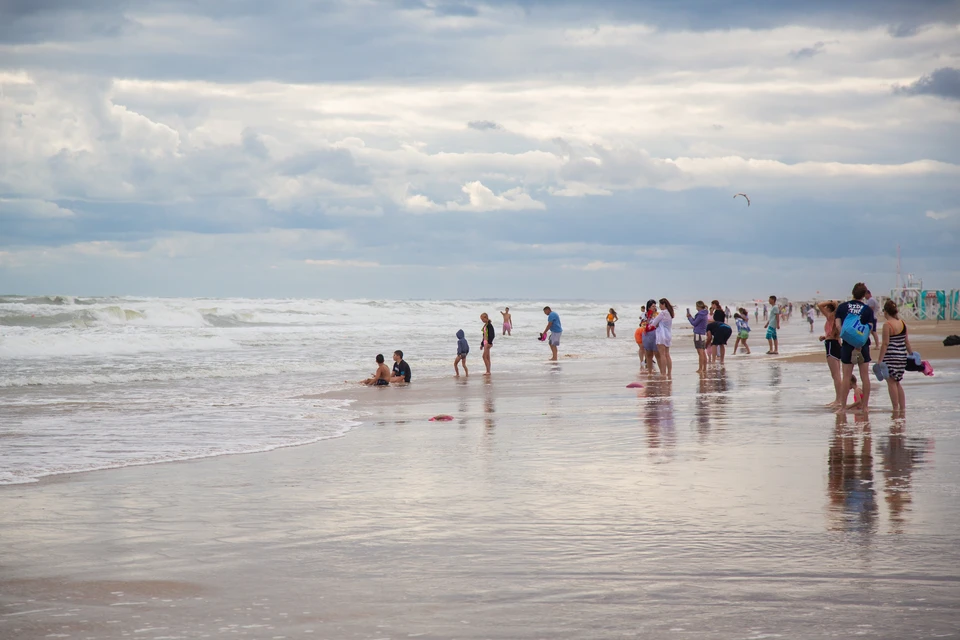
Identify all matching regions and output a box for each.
[840,313,869,348]
[944,335,960,347]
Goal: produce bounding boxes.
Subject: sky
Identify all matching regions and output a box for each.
[1,0,959,301]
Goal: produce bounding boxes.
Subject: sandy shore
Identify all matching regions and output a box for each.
[2,351,960,638]
[779,319,960,364]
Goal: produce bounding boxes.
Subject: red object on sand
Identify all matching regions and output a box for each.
[429,415,455,422]
[626,382,643,388]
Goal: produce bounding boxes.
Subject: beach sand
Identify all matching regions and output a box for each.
[780,319,960,364]
[2,345,960,638]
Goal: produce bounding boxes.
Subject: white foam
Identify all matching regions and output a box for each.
[0,295,803,484]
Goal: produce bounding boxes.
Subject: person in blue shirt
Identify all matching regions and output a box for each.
[834,282,877,412]
[541,306,562,361]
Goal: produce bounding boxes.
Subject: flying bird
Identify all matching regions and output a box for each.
[733,193,750,206]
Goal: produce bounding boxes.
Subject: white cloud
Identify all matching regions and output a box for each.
[404,181,545,213]
[579,261,625,271]
[0,199,75,218]
[926,209,957,220]
[304,259,379,267]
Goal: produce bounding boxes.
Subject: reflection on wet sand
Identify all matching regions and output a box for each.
[483,377,496,432]
[828,412,876,535]
[880,417,931,534]
[828,412,935,536]
[640,378,674,457]
[695,368,729,441]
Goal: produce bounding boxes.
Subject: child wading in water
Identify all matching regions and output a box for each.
[454,329,469,377]
[733,308,751,354]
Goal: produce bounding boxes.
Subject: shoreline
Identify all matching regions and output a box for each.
[2,353,959,639]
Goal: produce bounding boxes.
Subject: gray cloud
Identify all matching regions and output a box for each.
[2,1,960,297]
[467,120,502,131]
[434,2,479,17]
[0,0,135,44]
[790,41,826,59]
[894,67,960,100]
[474,0,960,30]
[887,23,922,38]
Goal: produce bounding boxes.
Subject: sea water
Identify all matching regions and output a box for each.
[2,295,779,484]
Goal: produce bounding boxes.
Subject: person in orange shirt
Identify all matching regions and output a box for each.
[606,308,619,338]
[634,313,646,364]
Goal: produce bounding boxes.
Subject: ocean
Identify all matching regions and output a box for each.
[2,295,766,485]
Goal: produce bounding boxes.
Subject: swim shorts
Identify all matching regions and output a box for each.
[841,342,871,365]
[824,339,841,360]
[503,323,511,332]
[738,330,749,340]
[375,379,389,386]
[548,332,561,346]
[607,322,615,327]
[765,327,778,340]
[693,334,706,350]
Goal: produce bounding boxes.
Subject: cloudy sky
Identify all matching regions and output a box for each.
[1,0,958,300]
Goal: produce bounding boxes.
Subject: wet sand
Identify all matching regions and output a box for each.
[780,319,960,364]
[2,352,960,639]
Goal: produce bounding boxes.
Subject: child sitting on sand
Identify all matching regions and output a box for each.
[455,329,469,377]
[361,354,391,386]
[849,374,863,409]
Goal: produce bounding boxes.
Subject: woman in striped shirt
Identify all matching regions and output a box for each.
[876,300,913,414]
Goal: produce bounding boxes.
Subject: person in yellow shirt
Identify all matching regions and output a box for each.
[606,308,619,338]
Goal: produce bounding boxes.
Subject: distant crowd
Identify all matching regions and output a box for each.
[359,284,928,414]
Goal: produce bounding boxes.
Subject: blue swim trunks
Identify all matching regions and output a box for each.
[766,327,778,340]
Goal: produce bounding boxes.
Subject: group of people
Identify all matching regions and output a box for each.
[360,350,412,386]
[361,306,563,383]
[361,284,926,415]
[816,283,917,414]
[632,296,785,378]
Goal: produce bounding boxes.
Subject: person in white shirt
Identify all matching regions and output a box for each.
[647,298,675,378]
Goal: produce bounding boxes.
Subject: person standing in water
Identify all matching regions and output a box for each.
[876,300,912,414]
[542,306,562,361]
[765,295,780,354]
[606,308,619,338]
[835,283,876,411]
[687,301,709,372]
[637,304,647,366]
[647,298,675,378]
[500,307,512,336]
[480,313,495,375]
[733,308,751,355]
[641,299,658,373]
[454,329,469,377]
[634,316,645,364]
[817,300,843,408]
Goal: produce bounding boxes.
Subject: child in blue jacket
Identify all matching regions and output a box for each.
[454,329,469,377]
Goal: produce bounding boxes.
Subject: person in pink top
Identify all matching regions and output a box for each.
[817,300,842,408]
